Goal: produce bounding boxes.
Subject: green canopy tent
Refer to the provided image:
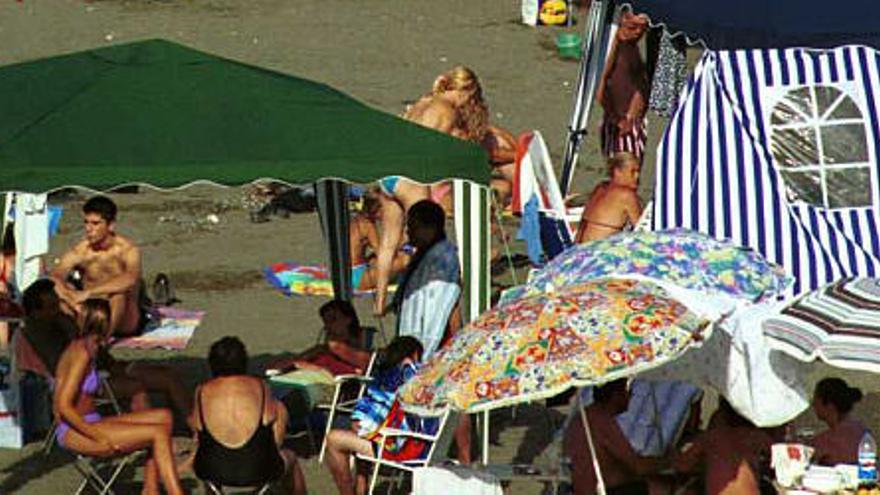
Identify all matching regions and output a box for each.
[0,39,491,320]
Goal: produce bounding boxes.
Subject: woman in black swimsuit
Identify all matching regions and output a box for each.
[190,336,306,494]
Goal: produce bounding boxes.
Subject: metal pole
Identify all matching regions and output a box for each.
[482,410,490,465]
[559,0,616,195]
[315,179,353,301]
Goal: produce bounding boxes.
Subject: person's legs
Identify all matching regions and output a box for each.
[62,409,182,495]
[325,429,373,495]
[142,455,160,495]
[374,194,404,315]
[454,414,472,465]
[107,371,151,411]
[108,291,140,337]
[280,449,307,495]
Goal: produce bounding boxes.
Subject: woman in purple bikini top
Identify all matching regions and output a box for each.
[53,298,185,495]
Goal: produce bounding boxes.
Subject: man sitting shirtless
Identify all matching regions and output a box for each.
[575,152,643,243]
[52,195,142,337]
[51,196,192,421]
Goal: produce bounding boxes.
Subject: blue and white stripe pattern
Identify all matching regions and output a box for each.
[652,46,880,297]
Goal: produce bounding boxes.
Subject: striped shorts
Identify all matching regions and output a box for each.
[600,115,647,161]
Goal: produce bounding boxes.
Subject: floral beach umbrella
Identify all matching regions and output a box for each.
[398,278,710,413]
[525,229,790,303]
[763,277,880,373]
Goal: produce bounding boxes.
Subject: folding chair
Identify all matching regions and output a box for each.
[202,480,272,495]
[316,352,378,463]
[355,408,459,495]
[71,450,141,495]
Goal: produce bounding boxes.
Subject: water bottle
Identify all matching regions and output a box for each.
[858,430,877,485]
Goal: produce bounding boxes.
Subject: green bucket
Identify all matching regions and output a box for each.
[555,32,582,59]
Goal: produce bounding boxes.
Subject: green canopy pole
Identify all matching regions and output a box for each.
[315,180,352,301]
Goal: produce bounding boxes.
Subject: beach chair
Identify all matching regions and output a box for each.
[316,351,378,463]
[511,131,582,263]
[202,480,271,495]
[70,450,142,495]
[355,407,459,495]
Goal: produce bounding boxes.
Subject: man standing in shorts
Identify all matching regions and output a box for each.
[52,195,142,337]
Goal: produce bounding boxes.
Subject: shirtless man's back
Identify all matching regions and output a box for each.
[52,196,142,336]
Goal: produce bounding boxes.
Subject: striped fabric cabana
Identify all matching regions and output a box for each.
[652,46,880,297]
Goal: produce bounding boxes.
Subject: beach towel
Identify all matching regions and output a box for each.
[112,307,204,350]
[268,368,336,407]
[263,262,392,297]
[395,239,461,359]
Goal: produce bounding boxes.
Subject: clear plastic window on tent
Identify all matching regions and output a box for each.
[768,84,873,209]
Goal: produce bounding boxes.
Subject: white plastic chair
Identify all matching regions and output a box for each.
[355,408,459,495]
[316,352,378,463]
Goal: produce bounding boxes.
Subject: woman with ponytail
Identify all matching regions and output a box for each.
[811,377,868,465]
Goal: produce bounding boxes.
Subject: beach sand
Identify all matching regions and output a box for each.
[0,1,872,494]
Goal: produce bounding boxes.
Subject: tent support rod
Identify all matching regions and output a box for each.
[559,0,616,196]
[315,179,352,301]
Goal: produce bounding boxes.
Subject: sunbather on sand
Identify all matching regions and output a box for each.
[575,152,643,243]
[51,196,142,337]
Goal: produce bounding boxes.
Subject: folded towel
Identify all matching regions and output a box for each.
[112,307,204,350]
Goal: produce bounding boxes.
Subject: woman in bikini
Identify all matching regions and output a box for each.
[53,298,184,495]
[373,66,489,316]
[575,152,643,243]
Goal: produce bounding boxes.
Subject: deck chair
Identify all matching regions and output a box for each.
[355,407,459,495]
[512,130,582,263]
[316,351,378,463]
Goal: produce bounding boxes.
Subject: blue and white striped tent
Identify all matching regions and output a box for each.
[652,46,880,297]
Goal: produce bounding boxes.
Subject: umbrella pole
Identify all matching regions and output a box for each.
[482,410,490,465]
[579,393,607,495]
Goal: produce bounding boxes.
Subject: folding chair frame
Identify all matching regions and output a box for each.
[316,352,378,463]
[355,408,459,495]
[72,451,140,495]
[203,480,272,495]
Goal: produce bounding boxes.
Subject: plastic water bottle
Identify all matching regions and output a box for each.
[859,430,878,485]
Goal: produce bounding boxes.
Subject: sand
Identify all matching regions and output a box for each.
[0,1,600,492]
[0,1,872,494]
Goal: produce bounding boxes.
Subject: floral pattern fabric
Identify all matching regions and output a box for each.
[398,279,709,412]
[525,229,790,302]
